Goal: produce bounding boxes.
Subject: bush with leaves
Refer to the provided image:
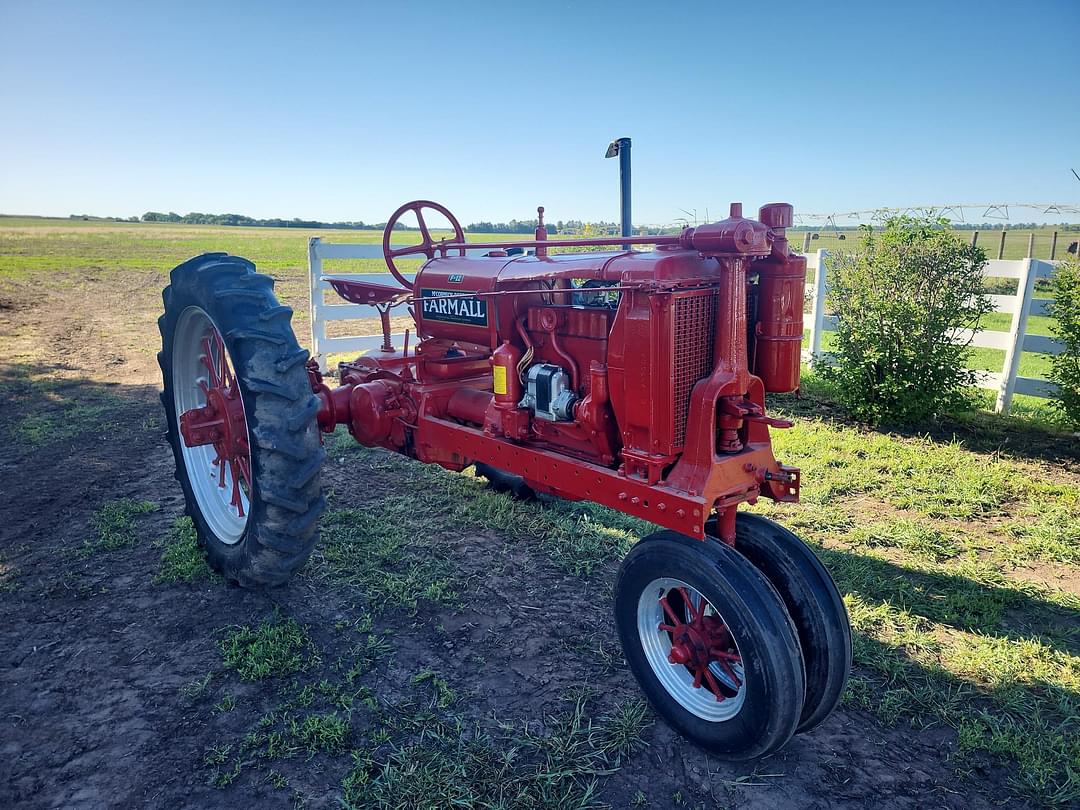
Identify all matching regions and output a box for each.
[824,216,991,425]
[1047,257,1080,428]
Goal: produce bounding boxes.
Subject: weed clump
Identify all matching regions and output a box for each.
[220,616,320,681]
[85,498,156,553]
[155,517,216,583]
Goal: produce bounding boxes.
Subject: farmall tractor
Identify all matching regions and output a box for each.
[158,197,851,759]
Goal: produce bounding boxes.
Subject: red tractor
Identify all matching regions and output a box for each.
[158,198,850,760]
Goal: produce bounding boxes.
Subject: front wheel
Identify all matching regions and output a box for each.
[614,531,805,759]
[158,253,325,586]
[728,513,851,733]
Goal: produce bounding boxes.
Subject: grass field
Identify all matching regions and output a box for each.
[0,216,1078,807]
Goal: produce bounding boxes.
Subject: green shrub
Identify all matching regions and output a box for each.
[824,216,991,425]
[1047,257,1080,428]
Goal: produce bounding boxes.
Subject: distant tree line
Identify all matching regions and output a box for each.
[70,214,141,222]
[465,219,627,235]
[140,212,392,229]
[467,219,548,234]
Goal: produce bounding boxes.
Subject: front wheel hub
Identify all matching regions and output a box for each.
[637,578,747,721]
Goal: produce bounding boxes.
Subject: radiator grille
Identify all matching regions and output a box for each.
[672,293,717,447]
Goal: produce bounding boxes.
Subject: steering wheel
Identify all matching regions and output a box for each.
[382,200,466,288]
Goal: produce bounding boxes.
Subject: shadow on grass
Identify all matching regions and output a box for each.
[771,371,1080,469]
[0,361,159,454]
[0,361,165,554]
[816,543,1080,657]
[845,630,1079,805]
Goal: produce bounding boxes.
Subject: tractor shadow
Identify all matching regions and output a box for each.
[0,360,172,558]
[816,543,1080,658]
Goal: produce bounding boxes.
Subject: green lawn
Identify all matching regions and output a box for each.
[0,216,528,281]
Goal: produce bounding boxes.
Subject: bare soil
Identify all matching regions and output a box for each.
[0,281,1030,809]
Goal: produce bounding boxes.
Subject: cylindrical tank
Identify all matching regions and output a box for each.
[753,252,805,393]
[490,340,522,407]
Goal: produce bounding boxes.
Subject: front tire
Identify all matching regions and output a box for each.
[158,253,325,586]
[729,513,851,733]
[614,531,805,759]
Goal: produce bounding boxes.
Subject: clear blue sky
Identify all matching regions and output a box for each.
[1,0,1078,226]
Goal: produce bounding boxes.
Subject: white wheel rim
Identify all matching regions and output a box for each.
[637,577,747,722]
[172,306,249,544]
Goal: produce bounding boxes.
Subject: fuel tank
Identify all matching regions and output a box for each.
[414,252,622,347]
[414,257,506,347]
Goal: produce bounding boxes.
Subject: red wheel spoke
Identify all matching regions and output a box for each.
[201,335,225,388]
[229,460,246,517]
[655,585,745,705]
[178,312,254,533]
[659,594,684,627]
[677,587,702,622]
[200,338,214,384]
[702,666,727,702]
[236,455,252,490]
[194,326,251,519]
[719,659,742,687]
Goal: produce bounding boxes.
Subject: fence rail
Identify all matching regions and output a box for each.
[307,238,415,371]
[803,250,1063,415]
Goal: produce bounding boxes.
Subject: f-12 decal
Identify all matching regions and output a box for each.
[420,288,488,327]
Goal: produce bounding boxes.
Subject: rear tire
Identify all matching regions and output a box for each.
[614,531,805,759]
[158,253,325,586]
[719,513,851,733]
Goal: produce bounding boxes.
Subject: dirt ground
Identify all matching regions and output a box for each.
[0,272,1038,809]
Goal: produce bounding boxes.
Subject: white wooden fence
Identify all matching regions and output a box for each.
[803,250,1063,415]
[307,237,499,372]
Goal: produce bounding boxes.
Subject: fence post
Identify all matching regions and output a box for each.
[1050,231,1058,260]
[808,249,828,367]
[997,227,1007,260]
[1026,232,1035,258]
[970,230,979,248]
[802,231,812,253]
[307,237,327,373]
[995,258,1036,415]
